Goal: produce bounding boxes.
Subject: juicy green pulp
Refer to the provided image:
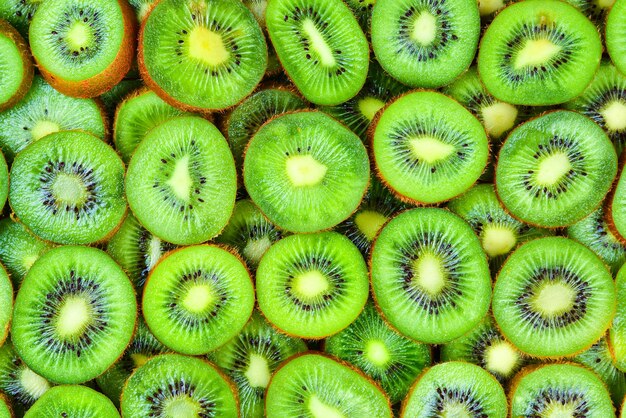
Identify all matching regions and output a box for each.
[0,30,26,105]
[606,0,626,76]
[24,385,119,418]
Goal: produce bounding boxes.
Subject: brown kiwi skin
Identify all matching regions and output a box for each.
[33,0,137,98]
[0,19,33,112]
[604,152,626,244]
[0,393,13,418]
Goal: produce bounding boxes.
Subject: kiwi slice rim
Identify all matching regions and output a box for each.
[0,19,33,112]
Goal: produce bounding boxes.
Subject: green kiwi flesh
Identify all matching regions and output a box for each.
[0,218,53,286]
[0,0,41,39]
[0,264,11,346]
[24,385,120,418]
[0,396,9,418]
[0,151,7,211]
[606,0,626,77]
[610,263,626,372]
[0,19,32,112]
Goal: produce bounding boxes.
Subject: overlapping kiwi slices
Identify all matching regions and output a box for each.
[0,264,11,346]
[0,218,52,286]
[139,0,267,111]
[493,237,616,358]
[478,0,602,105]
[575,336,626,406]
[24,385,120,418]
[0,19,32,112]
[606,0,626,77]
[496,110,617,228]
[125,116,237,245]
[121,353,239,417]
[0,152,6,212]
[610,263,626,372]
[371,91,489,204]
[266,353,392,417]
[0,0,41,39]
[370,208,492,344]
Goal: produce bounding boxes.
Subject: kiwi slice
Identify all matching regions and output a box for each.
[610,263,626,372]
[9,130,127,245]
[0,396,10,418]
[493,237,616,358]
[0,76,107,161]
[477,0,511,20]
[243,111,369,233]
[370,208,492,344]
[0,20,32,112]
[256,232,369,339]
[266,353,392,417]
[478,0,602,106]
[607,0,626,77]
[325,301,431,404]
[441,315,528,383]
[143,245,255,355]
[113,88,188,163]
[238,0,282,76]
[0,0,40,39]
[208,311,307,418]
[24,385,119,418]
[509,363,614,417]
[495,110,617,228]
[0,151,7,211]
[0,218,52,286]
[126,116,236,245]
[371,91,489,204]
[11,246,137,384]
[139,0,267,112]
[266,0,369,105]
[565,0,615,28]
[121,353,238,417]
[448,184,551,274]
[129,0,155,22]
[0,264,11,346]
[215,199,284,271]
[99,79,143,119]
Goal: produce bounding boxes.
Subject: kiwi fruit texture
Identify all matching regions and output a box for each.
[24,384,120,418]
[0,396,9,418]
[611,263,626,373]
[0,19,32,113]
[0,0,41,40]
[606,0,626,77]
[0,218,52,286]
[0,266,10,348]
[99,78,143,119]
[0,153,7,212]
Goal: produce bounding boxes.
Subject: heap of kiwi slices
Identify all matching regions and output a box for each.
[3,0,626,415]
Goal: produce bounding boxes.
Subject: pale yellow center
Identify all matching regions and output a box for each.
[481,102,518,138]
[130,353,150,368]
[532,282,575,317]
[514,38,561,69]
[243,236,272,265]
[164,396,201,418]
[56,297,91,338]
[188,26,230,66]
[536,152,571,186]
[412,253,447,296]
[302,19,336,67]
[600,101,626,131]
[166,155,193,201]
[308,395,345,418]
[410,136,454,164]
[478,0,506,15]
[484,341,520,376]
[66,22,91,49]
[365,340,390,366]
[286,155,327,187]
[597,0,615,8]
[52,173,87,205]
[542,401,578,418]
[294,270,329,298]
[354,210,388,242]
[22,254,40,272]
[358,97,385,121]
[244,353,271,388]
[481,226,517,257]
[440,402,472,418]
[182,284,214,313]
[411,12,437,46]
[20,368,50,400]
[146,235,164,271]
[31,120,60,141]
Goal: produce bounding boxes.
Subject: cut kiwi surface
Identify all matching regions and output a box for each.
[0,19,32,112]
[0,218,53,286]
[0,264,11,346]
[0,0,41,39]
[0,152,7,212]
[611,263,626,372]
[575,336,626,406]
[24,385,120,418]
[0,396,9,418]
[607,0,626,77]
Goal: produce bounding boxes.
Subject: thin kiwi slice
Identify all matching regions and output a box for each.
[142,245,255,355]
[0,0,41,39]
[0,264,11,346]
[478,0,602,105]
[0,151,6,211]
[509,364,614,417]
[0,396,10,418]
[493,237,616,358]
[610,263,626,372]
[371,91,489,204]
[0,76,107,161]
[265,0,369,105]
[9,130,127,245]
[256,232,369,339]
[208,311,307,418]
[0,20,32,112]
[401,361,507,418]
[371,208,491,344]
[0,218,52,286]
[139,0,267,112]
[371,0,479,88]
[266,353,392,418]
[121,353,239,417]
[325,301,432,404]
[11,246,137,384]
[607,0,626,77]
[495,110,617,228]
[24,385,120,418]
[126,116,237,245]
[243,111,369,233]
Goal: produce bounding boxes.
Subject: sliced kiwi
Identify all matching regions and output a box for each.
[0,0,41,39]
[143,245,255,355]
[565,0,616,28]
[126,116,237,245]
[0,151,7,211]
[371,91,489,204]
[0,395,10,418]
[325,301,431,404]
[478,0,602,105]
[9,130,127,245]
[24,385,119,418]
[129,0,156,22]
[0,218,52,286]
[11,246,137,384]
[208,311,307,418]
[509,363,614,417]
[121,353,239,417]
[243,111,369,233]
[477,0,511,20]
[139,0,267,111]
[0,264,11,346]
[266,353,392,417]
[493,237,616,358]
[0,76,107,161]
[0,20,32,112]
[256,232,369,339]
[607,0,626,77]
[610,263,626,372]
[495,110,617,228]
[99,78,143,119]
[238,0,282,76]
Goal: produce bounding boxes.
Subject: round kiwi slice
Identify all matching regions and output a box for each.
[29,0,135,98]
[325,301,431,404]
[0,264,11,346]
[0,76,107,161]
[610,263,626,372]
[495,110,617,228]
[371,91,489,204]
[371,0,480,88]
[0,151,7,211]
[256,232,369,339]
[24,385,119,418]
[121,353,239,417]
[0,218,52,286]
[0,0,41,39]
[607,0,626,77]
[0,20,32,112]
[143,245,255,355]
[11,246,137,384]
[139,0,267,112]
[208,311,307,418]
[243,111,369,233]
[370,208,492,344]
[9,130,127,245]
[509,363,614,417]
[265,0,369,105]
[266,353,392,417]
[401,361,508,418]
[0,395,10,418]
[493,237,616,358]
[478,0,602,106]
[126,116,237,245]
